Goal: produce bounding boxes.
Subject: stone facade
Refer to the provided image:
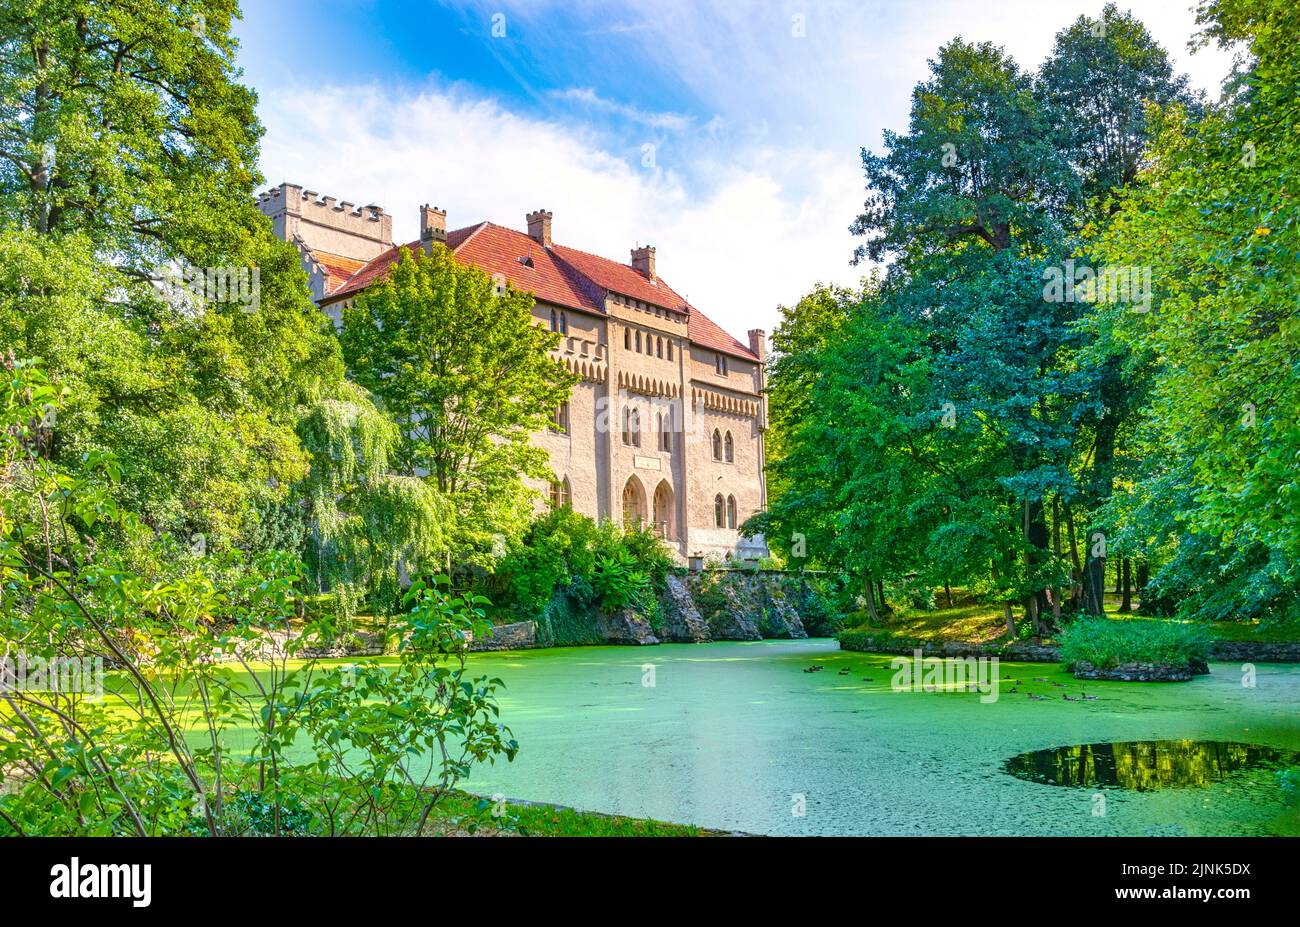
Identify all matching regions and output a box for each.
[260,182,769,562]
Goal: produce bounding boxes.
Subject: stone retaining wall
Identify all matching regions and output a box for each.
[837,634,1058,662]
[1208,640,1300,662]
[467,620,538,652]
[1071,660,1209,682]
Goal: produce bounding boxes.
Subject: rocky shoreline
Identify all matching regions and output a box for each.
[472,570,819,649]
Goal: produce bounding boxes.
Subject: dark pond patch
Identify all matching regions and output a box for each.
[1003,740,1300,790]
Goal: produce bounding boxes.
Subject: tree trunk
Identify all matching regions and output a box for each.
[1084,547,1107,616]
[1025,497,1050,621]
[876,578,886,616]
[1120,558,1133,613]
[944,581,953,609]
[1135,561,1149,608]
[1065,502,1082,610]
[863,574,880,623]
[1051,496,1063,623]
[1004,602,1016,638]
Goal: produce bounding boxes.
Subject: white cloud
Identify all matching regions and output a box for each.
[253,1,1236,342]
[549,87,696,132]
[257,82,863,340]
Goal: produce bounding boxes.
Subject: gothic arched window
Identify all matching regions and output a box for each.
[714,494,725,528]
[712,429,722,460]
[724,431,734,462]
[726,495,737,529]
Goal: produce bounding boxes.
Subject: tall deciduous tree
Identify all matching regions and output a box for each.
[1093,0,1300,622]
[1040,3,1200,216]
[338,245,577,562]
[850,38,1083,629]
[0,0,256,261]
[0,1,438,623]
[1041,3,1203,613]
[295,381,453,617]
[851,38,1074,266]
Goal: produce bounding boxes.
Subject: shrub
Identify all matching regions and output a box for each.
[490,508,672,623]
[591,546,649,612]
[0,363,517,836]
[1057,618,1210,669]
[796,578,842,636]
[888,575,935,611]
[690,570,729,618]
[491,506,600,621]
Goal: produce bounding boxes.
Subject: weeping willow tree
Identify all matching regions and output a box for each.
[296,383,454,625]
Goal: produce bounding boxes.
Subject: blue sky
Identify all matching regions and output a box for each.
[235,0,1233,338]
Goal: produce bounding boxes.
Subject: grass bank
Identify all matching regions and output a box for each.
[838,593,1300,649]
[429,792,715,836]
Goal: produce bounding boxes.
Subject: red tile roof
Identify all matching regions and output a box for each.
[308,250,367,295]
[686,305,757,360]
[325,241,420,299]
[322,221,757,361]
[451,223,606,312]
[549,243,688,314]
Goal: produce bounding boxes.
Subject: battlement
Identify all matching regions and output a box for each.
[257,182,393,263]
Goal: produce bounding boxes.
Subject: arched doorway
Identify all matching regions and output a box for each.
[652,480,675,540]
[622,475,647,529]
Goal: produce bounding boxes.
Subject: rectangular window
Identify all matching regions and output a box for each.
[551,402,570,434]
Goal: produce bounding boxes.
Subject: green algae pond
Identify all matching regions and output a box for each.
[263,639,1300,835]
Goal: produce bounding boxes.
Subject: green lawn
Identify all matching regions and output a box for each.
[424,791,712,837]
[843,602,1011,643]
[841,591,1300,646]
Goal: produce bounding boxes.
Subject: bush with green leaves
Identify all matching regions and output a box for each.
[0,361,516,837]
[490,507,672,626]
[1056,618,1209,670]
[793,575,842,636]
[590,547,648,612]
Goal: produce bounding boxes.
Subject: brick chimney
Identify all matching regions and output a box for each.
[748,329,767,361]
[631,245,656,281]
[526,209,552,247]
[420,204,447,244]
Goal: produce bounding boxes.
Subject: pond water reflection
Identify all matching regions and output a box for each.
[1003,740,1300,790]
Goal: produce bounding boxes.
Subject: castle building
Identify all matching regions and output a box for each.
[258,182,768,561]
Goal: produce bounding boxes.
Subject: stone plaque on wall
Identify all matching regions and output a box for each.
[633,455,662,471]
